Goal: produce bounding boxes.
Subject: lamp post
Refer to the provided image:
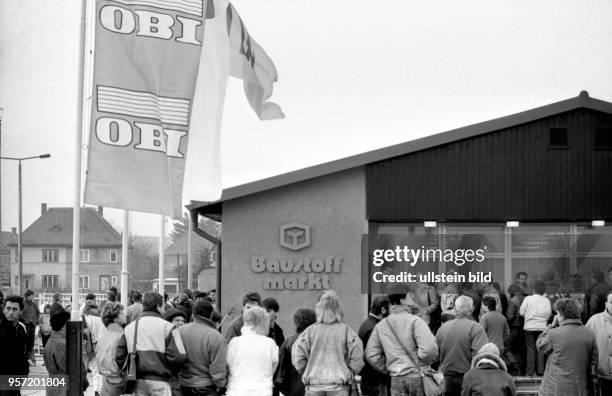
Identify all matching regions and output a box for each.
[0,153,51,295]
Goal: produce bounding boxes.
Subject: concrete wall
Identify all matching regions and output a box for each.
[221,167,368,333]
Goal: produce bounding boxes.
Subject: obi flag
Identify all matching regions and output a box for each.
[85,0,283,217]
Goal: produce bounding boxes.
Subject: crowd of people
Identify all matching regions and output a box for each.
[0,268,611,396]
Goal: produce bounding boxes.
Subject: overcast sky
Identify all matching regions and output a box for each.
[0,0,611,236]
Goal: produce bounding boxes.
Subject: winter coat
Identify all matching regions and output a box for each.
[178,315,228,389]
[587,282,612,318]
[436,314,488,376]
[479,311,509,353]
[585,311,612,380]
[275,334,305,396]
[536,319,598,396]
[96,322,123,378]
[292,322,364,388]
[44,328,88,396]
[365,305,438,376]
[0,316,28,376]
[506,293,526,328]
[22,300,40,326]
[115,311,187,381]
[224,315,244,344]
[519,294,551,331]
[461,351,516,396]
[268,322,285,347]
[226,327,278,396]
[358,315,390,387]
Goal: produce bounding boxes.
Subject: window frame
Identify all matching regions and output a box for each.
[79,249,90,263]
[110,249,118,263]
[42,275,59,289]
[79,275,89,290]
[42,248,59,262]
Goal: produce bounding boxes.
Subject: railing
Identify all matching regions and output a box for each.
[35,292,106,311]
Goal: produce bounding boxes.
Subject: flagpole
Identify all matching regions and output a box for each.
[159,215,165,296]
[71,0,88,322]
[187,211,193,289]
[121,210,130,306]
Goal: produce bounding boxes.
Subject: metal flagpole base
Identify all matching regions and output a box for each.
[66,321,83,395]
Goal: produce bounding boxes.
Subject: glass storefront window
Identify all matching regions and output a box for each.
[372,223,612,295]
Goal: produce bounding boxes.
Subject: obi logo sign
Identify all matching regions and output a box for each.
[280,223,310,251]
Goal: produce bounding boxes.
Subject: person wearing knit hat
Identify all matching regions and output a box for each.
[461,343,516,395]
[45,310,91,395]
[164,307,187,327]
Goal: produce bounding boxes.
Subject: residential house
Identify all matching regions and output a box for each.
[8,204,122,294]
[0,229,18,292]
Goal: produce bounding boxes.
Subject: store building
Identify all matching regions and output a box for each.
[193,91,612,332]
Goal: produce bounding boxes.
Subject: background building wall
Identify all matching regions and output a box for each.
[221,167,367,332]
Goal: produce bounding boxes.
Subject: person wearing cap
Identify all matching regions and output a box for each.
[164,308,188,327]
[178,300,228,396]
[44,310,89,396]
[163,308,188,396]
[365,284,437,396]
[461,343,516,396]
[22,289,40,366]
[436,295,488,396]
[0,295,29,395]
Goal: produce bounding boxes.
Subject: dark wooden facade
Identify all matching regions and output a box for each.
[366,108,612,222]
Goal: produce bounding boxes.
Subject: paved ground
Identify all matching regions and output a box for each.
[22,355,95,396]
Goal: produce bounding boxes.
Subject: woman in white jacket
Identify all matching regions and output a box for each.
[227,306,279,396]
[519,279,551,376]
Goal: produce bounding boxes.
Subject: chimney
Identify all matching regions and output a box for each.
[98,206,104,216]
[41,203,47,215]
[11,227,16,236]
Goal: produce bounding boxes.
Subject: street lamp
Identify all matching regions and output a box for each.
[0,153,51,295]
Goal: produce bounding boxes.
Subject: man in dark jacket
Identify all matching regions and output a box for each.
[224,292,261,343]
[587,270,611,320]
[262,297,285,347]
[44,311,89,396]
[461,343,516,396]
[178,300,228,395]
[274,308,316,396]
[505,285,527,375]
[436,295,488,396]
[0,295,29,396]
[22,289,40,365]
[358,296,390,396]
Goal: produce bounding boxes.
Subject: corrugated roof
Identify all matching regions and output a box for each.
[192,91,612,214]
[11,207,121,247]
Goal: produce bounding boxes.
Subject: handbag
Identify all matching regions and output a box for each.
[343,326,360,396]
[123,319,139,394]
[387,319,444,396]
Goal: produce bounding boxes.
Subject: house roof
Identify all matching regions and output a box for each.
[0,231,17,246]
[11,207,122,247]
[192,91,612,217]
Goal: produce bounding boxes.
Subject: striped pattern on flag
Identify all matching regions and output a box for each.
[111,0,203,16]
[97,86,191,126]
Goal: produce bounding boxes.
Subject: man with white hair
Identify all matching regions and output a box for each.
[436,295,488,396]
